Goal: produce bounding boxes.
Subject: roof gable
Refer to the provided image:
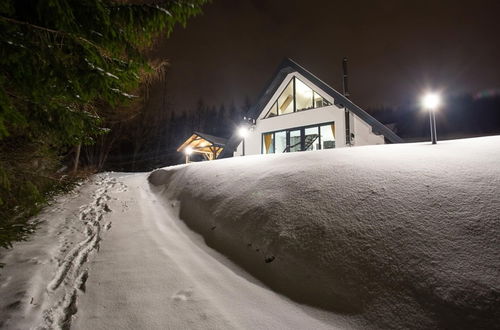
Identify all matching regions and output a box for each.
[177,132,227,152]
[219,58,403,158]
[258,73,333,119]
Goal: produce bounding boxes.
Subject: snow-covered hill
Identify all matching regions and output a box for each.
[149,135,500,329]
[1,136,498,329]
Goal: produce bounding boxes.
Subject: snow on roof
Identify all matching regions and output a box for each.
[150,135,500,329]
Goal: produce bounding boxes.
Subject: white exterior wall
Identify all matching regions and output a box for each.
[235,72,385,156]
[351,114,385,146]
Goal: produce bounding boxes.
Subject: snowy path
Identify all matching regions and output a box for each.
[73,173,350,329]
[0,172,354,329]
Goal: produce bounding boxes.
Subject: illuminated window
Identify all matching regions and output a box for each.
[261,122,335,154]
[275,130,287,153]
[289,129,301,152]
[320,124,336,149]
[277,80,294,115]
[314,91,330,108]
[295,79,313,111]
[304,126,320,151]
[264,77,332,118]
[262,133,274,154]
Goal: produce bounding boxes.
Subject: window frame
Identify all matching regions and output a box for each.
[263,76,332,119]
[260,121,335,154]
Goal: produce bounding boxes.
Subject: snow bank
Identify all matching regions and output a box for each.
[149,136,500,329]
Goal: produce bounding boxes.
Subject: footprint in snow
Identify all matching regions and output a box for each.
[172,289,193,301]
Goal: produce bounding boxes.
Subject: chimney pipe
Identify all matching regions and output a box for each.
[343,57,352,146]
[342,57,350,99]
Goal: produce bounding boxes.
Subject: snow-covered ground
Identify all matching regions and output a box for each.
[1,136,499,329]
[0,175,355,329]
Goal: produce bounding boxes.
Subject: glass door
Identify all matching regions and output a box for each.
[289,129,302,152]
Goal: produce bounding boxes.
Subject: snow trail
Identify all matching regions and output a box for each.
[0,174,118,329]
[41,174,116,329]
[72,173,354,329]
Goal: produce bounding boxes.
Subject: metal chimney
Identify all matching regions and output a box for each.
[342,57,350,99]
[342,57,352,146]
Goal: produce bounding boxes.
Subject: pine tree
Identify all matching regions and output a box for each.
[0,0,208,246]
[0,0,208,145]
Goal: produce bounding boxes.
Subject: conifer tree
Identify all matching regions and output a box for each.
[0,0,208,145]
[0,0,208,242]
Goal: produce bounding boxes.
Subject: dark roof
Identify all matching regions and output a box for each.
[218,58,403,158]
[193,131,228,147]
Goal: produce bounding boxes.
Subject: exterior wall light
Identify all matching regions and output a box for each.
[238,126,249,156]
[238,117,256,156]
[238,126,249,138]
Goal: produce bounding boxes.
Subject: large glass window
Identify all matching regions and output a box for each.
[262,133,274,154]
[262,122,335,154]
[320,124,336,149]
[295,79,313,111]
[264,77,333,119]
[304,126,320,151]
[267,102,278,118]
[289,129,302,152]
[275,130,287,153]
[314,92,331,108]
[277,80,294,115]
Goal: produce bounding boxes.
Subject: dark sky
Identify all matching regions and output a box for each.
[154,0,500,113]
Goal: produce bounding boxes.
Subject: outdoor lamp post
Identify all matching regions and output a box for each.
[422,92,441,144]
[184,146,193,164]
[238,126,249,156]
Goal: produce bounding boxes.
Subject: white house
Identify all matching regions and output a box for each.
[218,58,402,159]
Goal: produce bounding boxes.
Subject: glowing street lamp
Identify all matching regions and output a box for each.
[421,92,441,144]
[238,126,249,156]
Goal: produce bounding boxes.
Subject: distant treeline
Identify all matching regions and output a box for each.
[81,98,251,172]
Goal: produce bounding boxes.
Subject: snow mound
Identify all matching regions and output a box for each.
[149,136,500,329]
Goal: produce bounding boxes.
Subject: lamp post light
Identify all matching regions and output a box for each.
[184,146,193,164]
[421,92,441,144]
[238,126,249,156]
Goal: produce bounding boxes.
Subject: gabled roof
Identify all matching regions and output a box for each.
[193,131,228,147]
[219,58,403,158]
[177,132,227,152]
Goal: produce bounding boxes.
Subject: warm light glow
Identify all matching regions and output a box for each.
[238,126,249,138]
[184,146,193,155]
[421,92,441,111]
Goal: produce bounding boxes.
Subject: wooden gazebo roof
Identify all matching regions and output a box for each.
[177,132,228,161]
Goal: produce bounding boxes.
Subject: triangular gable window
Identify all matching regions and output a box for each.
[264,77,331,118]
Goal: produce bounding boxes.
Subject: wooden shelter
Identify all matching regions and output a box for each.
[177,132,228,163]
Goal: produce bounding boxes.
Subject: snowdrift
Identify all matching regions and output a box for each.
[149,136,500,329]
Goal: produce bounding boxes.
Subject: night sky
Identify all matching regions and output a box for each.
[154,0,500,113]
